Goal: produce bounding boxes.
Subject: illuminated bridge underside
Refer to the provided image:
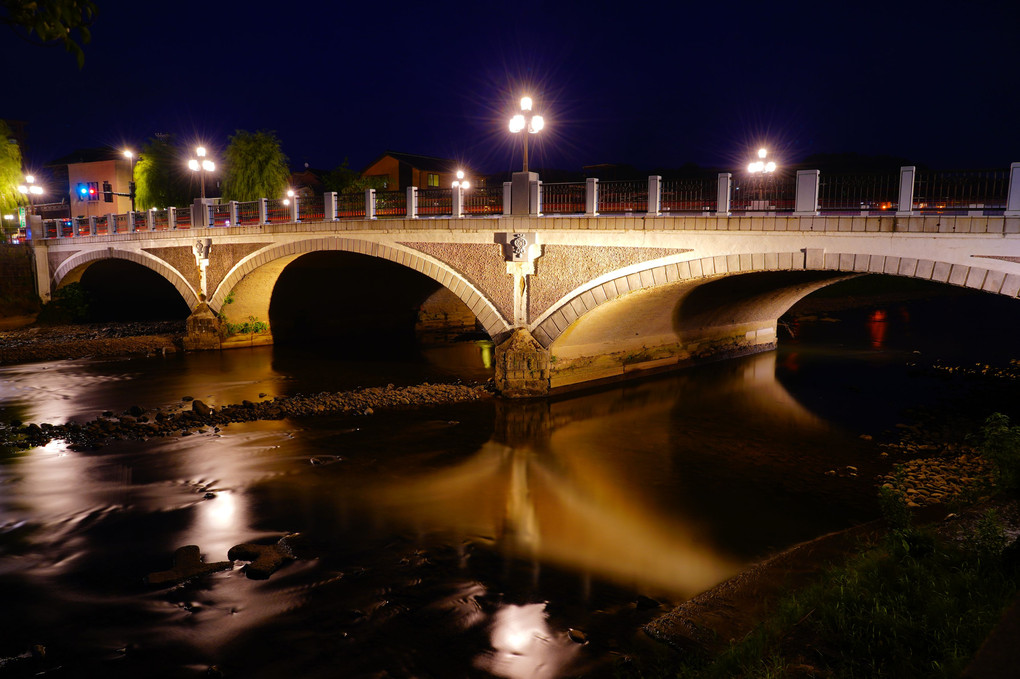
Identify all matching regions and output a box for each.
[28,213,1020,396]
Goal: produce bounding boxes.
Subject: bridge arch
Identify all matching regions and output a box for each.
[51,248,199,309]
[209,236,512,341]
[531,249,1019,349]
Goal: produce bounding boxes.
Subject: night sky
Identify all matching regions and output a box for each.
[4,0,1019,177]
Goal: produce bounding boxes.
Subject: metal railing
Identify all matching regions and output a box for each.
[818,173,900,213]
[465,186,503,215]
[662,178,716,213]
[337,192,365,218]
[419,188,452,216]
[152,210,170,229]
[237,201,260,225]
[210,203,232,226]
[298,198,324,221]
[731,173,796,212]
[599,180,647,213]
[542,183,586,214]
[375,190,406,218]
[175,209,191,229]
[914,169,1009,212]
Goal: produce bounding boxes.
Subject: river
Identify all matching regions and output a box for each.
[1,290,1019,678]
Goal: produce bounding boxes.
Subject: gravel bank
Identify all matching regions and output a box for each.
[0,320,185,365]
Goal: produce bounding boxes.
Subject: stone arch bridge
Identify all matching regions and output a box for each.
[28,212,1020,396]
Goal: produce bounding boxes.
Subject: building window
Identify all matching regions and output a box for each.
[427,173,439,187]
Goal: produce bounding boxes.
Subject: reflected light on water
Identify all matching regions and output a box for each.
[867,309,887,348]
[477,603,577,679]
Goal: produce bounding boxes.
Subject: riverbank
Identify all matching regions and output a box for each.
[0,319,184,365]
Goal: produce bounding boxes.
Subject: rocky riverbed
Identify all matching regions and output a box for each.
[0,319,185,365]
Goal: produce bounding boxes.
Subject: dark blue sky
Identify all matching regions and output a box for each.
[4,0,1019,176]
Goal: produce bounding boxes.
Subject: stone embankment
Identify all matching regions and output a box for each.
[1,382,493,452]
[0,320,184,365]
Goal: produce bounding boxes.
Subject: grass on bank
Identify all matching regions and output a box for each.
[619,414,1020,679]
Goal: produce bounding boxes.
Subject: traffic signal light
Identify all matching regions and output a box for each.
[102,181,113,202]
[88,182,98,199]
[77,183,88,199]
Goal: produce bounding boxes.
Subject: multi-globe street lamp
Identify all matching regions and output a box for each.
[452,169,470,189]
[187,146,215,199]
[508,96,544,173]
[17,175,44,216]
[747,148,777,206]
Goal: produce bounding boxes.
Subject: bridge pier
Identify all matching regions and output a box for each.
[494,329,551,398]
[182,297,222,351]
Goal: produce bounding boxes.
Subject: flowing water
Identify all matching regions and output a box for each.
[1,292,1019,678]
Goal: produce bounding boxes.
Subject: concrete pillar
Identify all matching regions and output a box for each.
[167,207,176,230]
[407,186,418,218]
[452,185,464,218]
[107,213,117,233]
[494,328,551,398]
[72,218,80,237]
[258,198,268,225]
[365,189,376,219]
[896,166,916,216]
[1006,162,1020,217]
[128,211,136,232]
[146,209,154,230]
[229,201,238,226]
[794,170,820,216]
[324,191,337,221]
[290,196,299,222]
[585,177,599,216]
[716,173,732,216]
[192,199,211,228]
[182,299,222,351]
[530,178,542,216]
[502,181,512,216]
[511,171,537,215]
[32,244,51,303]
[88,216,96,234]
[647,175,662,216]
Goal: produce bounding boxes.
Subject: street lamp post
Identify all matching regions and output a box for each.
[747,147,777,207]
[509,96,544,173]
[123,150,136,211]
[187,146,215,200]
[17,175,43,238]
[452,169,470,189]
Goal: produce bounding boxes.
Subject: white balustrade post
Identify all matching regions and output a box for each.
[530,179,542,216]
[502,181,512,216]
[794,170,820,216]
[407,186,418,218]
[229,201,238,227]
[107,213,117,233]
[896,166,916,216]
[1005,162,1020,217]
[452,185,464,218]
[72,218,80,237]
[127,211,136,232]
[88,216,97,235]
[167,207,176,230]
[365,189,376,220]
[192,199,209,228]
[647,175,662,216]
[585,177,599,216]
[146,209,154,230]
[290,196,299,222]
[715,173,732,216]
[258,198,268,225]
[324,191,337,221]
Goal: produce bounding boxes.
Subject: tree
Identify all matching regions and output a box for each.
[134,135,193,210]
[1,0,97,67]
[322,158,385,194]
[0,120,25,237]
[221,130,290,202]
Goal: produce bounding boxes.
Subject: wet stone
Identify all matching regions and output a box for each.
[146,545,232,586]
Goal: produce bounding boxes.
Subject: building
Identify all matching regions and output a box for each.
[362,151,477,191]
[48,147,134,218]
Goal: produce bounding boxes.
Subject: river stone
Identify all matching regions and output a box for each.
[191,400,213,416]
[228,539,296,579]
[146,545,232,586]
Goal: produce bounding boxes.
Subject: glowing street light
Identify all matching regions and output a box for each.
[747,147,777,175]
[509,95,544,172]
[283,188,295,206]
[187,146,216,199]
[17,175,44,219]
[123,149,137,211]
[452,169,470,189]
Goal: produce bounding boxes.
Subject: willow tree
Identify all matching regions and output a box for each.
[221,130,290,202]
[1,0,97,67]
[134,135,192,210]
[0,121,25,236]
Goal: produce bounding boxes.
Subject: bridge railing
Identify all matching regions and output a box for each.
[662,178,716,213]
[26,163,1020,240]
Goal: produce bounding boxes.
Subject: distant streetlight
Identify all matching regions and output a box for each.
[283,188,295,206]
[17,174,44,214]
[123,149,137,211]
[187,146,215,199]
[509,96,544,173]
[452,169,470,189]
[747,148,777,206]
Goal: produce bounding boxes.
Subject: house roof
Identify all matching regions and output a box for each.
[364,151,463,174]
